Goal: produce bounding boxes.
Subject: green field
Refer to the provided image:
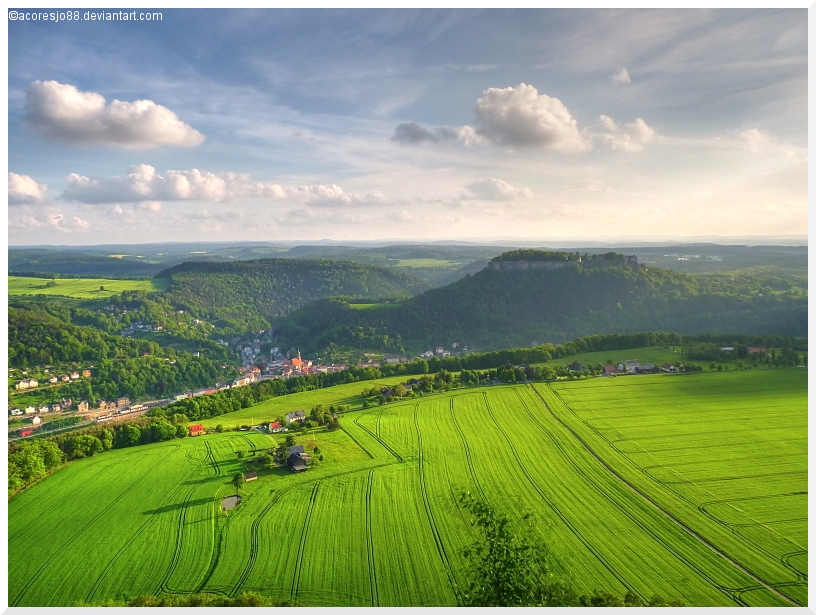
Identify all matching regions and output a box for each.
[8,369,806,606]
[8,276,167,298]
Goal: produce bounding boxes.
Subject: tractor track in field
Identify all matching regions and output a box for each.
[448,398,486,502]
[11,445,180,606]
[353,412,403,461]
[536,385,801,607]
[549,384,809,588]
[341,418,376,459]
[290,482,321,600]
[365,469,379,607]
[228,487,291,597]
[87,459,205,603]
[512,388,748,605]
[414,403,461,605]
[156,486,201,595]
[204,440,220,476]
[481,391,641,601]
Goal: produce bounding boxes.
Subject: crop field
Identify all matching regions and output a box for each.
[8,276,167,298]
[8,369,806,606]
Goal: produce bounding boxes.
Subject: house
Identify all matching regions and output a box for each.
[61,374,71,383]
[71,372,80,380]
[10,408,23,416]
[25,406,36,414]
[602,365,621,376]
[747,346,766,354]
[188,424,205,437]
[15,378,38,390]
[287,452,312,473]
[619,360,641,373]
[78,400,89,412]
[49,376,58,384]
[244,472,258,482]
[288,445,305,455]
[435,347,444,355]
[268,421,287,433]
[52,404,61,413]
[31,416,41,425]
[82,369,91,378]
[285,410,307,424]
[39,405,49,414]
[635,363,658,374]
[381,387,393,398]
[661,363,678,373]
[117,397,130,408]
[567,362,587,372]
[420,351,434,359]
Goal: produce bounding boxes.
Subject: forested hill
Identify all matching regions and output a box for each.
[156,258,431,331]
[274,256,808,354]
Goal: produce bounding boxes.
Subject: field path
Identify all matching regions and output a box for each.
[534,384,800,607]
[448,397,487,502]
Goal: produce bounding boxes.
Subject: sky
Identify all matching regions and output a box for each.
[7,8,808,245]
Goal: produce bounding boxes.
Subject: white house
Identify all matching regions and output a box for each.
[25,406,36,414]
[31,416,42,425]
[285,410,307,424]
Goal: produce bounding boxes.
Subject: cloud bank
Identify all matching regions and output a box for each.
[23,81,205,149]
[392,83,654,153]
[60,165,385,207]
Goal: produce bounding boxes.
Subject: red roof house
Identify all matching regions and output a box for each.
[188,423,205,437]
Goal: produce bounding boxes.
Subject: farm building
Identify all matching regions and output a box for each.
[602,365,622,376]
[568,362,587,371]
[31,416,41,425]
[244,472,258,482]
[662,363,679,373]
[268,421,287,433]
[288,445,305,455]
[287,452,311,473]
[188,424,205,437]
[285,410,307,424]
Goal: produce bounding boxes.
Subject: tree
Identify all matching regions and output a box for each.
[284,435,296,448]
[232,473,245,491]
[215,424,224,433]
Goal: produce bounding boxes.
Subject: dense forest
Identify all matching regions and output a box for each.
[8,305,233,403]
[156,258,431,331]
[274,253,808,354]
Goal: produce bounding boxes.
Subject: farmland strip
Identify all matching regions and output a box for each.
[414,403,461,604]
[354,413,402,461]
[448,397,486,502]
[480,391,640,600]
[366,469,379,606]
[11,445,180,606]
[535,385,800,607]
[511,388,744,605]
[291,482,321,600]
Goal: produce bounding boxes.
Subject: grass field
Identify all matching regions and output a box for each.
[8,369,806,606]
[8,276,167,298]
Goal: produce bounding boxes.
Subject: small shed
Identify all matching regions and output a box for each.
[244,472,258,482]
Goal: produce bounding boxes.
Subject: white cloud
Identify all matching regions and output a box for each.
[593,115,656,151]
[61,165,386,207]
[738,128,770,154]
[9,173,48,205]
[391,122,478,145]
[8,215,43,229]
[565,180,614,193]
[611,67,632,84]
[472,83,587,151]
[23,80,205,149]
[461,178,533,201]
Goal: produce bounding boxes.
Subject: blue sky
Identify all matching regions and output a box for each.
[8,9,807,244]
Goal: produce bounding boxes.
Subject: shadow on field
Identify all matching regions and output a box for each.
[143,498,215,514]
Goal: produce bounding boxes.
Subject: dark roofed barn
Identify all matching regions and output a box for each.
[287,453,312,473]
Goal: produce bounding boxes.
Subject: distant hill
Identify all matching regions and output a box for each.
[156,258,431,331]
[274,251,808,354]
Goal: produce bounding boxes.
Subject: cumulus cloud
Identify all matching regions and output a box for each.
[611,67,631,84]
[23,80,204,149]
[9,172,48,205]
[60,165,386,207]
[461,178,533,201]
[738,128,771,154]
[592,115,655,152]
[471,83,587,151]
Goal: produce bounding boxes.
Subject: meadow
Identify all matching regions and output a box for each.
[8,276,167,299]
[8,369,806,607]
